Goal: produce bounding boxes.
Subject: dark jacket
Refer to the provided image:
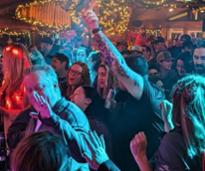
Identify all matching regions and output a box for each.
[8,98,90,162]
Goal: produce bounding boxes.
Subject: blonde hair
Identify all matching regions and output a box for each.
[0,44,31,96]
[172,74,205,158]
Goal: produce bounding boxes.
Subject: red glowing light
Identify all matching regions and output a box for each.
[5,46,12,52]
[6,99,12,109]
[15,95,20,102]
[12,49,19,56]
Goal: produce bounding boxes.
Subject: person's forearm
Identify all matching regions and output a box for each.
[93,31,144,99]
[41,112,75,140]
[135,155,153,171]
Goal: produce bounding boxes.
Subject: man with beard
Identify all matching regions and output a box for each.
[192,43,205,75]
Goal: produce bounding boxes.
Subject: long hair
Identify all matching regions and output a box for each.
[0,44,31,96]
[172,74,205,158]
[11,131,71,171]
[67,62,90,98]
[96,63,114,99]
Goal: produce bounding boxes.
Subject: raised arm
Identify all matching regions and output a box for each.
[82,10,144,99]
[130,132,153,171]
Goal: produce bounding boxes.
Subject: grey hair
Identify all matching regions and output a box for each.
[24,64,58,84]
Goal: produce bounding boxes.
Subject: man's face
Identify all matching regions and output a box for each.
[154,42,166,52]
[51,57,66,75]
[75,48,87,63]
[24,71,59,107]
[40,42,52,55]
[193,48,205,74]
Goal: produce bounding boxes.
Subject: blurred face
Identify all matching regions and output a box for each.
[68,64,83,86]
[40,43,52,55]
[51,57,66,74]
[142,48,151,60]
[71,86,90,111]
[97,67,107,88]
[160,59,173,70]
[154,42,166,52]
[176,59,185,76]
[117,44,127,52]
[76,48,87,62]
[193,48,205,74]
[24,71,59,107]
[149,68,158,77]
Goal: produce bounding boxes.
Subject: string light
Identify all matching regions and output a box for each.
[0,28,30,36]
[15,0,73,32]
[143,0,166,5]
[144,28,161,36]
[15,0,130,36]
[96,0,131,35]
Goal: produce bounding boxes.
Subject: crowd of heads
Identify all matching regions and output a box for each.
[0,22,205,171]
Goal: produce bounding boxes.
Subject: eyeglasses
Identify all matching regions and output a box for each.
[69,69,82,76]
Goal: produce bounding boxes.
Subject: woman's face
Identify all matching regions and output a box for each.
[71,86,89,111]
[97,67,107,89]
[68,64,83,86]
[176,59,185,76]
[160,59,173,70]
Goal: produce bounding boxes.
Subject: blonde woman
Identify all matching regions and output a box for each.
[130,74,205,171]
[0,44,32,140]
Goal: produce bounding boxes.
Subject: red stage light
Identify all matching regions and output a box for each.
[12,49,19,56]
[5,46,12,52]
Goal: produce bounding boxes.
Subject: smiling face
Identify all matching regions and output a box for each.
[71,86,90,111]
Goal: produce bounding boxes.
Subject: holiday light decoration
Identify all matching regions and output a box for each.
[15,0,73,32]
[96,0,131,35]
[143,0,166,6]
[15,0,130,36]
[0,28,30,36]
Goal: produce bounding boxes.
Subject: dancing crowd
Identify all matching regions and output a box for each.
[0,9,205,171]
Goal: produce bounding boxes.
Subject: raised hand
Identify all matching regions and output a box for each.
[30,91,53,119]
[81,9,99,30]
[160,100,174,132]
[130,132,147,162]
[82,131,109,170]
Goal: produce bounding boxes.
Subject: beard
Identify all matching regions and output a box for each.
[195,64,205,75]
